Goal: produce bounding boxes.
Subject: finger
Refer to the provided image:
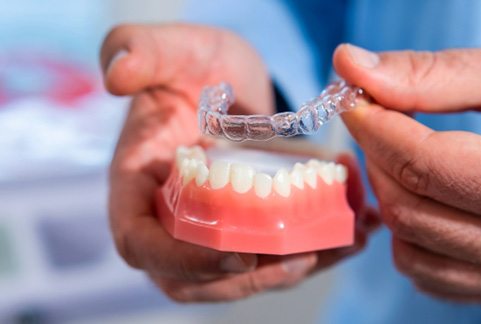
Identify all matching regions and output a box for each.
[415,282,481,304]
[153,253,317,302]
[110,170,257,281]
[334,44,481,112]
[393,238,481,296]
[368,159,481,263]
[341,103,481,214]
[100,23,273,114]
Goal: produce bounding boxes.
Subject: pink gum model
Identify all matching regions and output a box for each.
[156,141,354,255]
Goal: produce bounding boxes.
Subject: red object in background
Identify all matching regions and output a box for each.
[0,53,97,106]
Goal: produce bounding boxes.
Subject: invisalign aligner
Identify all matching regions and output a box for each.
[198,80,368,142]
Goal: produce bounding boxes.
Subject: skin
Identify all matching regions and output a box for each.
[100,24,378,303]
[334,44,481,303]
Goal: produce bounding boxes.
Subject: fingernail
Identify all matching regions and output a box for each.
[346,44,379,69]
[282,257,314,275]
[220,253,257,273]
[107,49,129,75]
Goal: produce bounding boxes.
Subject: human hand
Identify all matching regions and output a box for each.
[334,44,481,302]
[100,24,378,302]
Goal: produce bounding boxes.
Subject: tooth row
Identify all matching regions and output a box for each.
[175,147,348,198]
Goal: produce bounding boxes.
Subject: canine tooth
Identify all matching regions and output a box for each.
[273,168,291,197]
[182,159,199,185]
[254,173,273,198]
[195,162,209,186]
[319,162,336,185]
[290,169,304,189]
[190,145,207,164]
[230,163,255,193]
[304,167,318,189]
[335,164,348,183]
[209,160,231,189]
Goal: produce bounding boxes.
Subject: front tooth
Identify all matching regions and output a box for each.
[182,159,199,185]
[230,163,255,193]
[290,169,304,189]
[189,145,207,164]
[254,173,273,198]
[319,162,336,185]
[335,164,348,183]
[304,167,318,189]
[195,162,209,186]
[273,168,291,197]
[209,161,231,189]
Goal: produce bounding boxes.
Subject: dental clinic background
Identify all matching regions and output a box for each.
[2,0,481,323]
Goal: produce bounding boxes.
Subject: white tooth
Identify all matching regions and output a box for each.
[293,162,307,173]
[182,159,199,185]
[195,162,209,186]
[176,146,190,169]
[209,160,231,189]
[290,169,304,189]
[254,173,273,198]
[319,162,336,185]
[189,145,207,164]
[304,167,318,189]
[230,163,255,193]
[306,159,322,169]
[273,168,291,197]
[335,164,348,183]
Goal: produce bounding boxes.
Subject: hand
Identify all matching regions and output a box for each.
[334,44,481,302]
[100,24,379,302]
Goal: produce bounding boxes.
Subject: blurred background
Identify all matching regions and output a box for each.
[0,0,335,323]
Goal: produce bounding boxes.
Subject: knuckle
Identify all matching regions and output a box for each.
[397,157,430,194]
[406,51,437,93]
[241,273,266,297]
[379,200,415,240]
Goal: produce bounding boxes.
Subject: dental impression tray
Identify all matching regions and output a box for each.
[156,80,364,255]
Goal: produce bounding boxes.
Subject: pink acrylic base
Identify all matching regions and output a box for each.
[156,166,354,255]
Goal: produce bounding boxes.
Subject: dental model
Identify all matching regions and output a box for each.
[199,80,366,141]
[157,143,354,255]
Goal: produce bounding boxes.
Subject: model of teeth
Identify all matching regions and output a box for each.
[175,145,348,198]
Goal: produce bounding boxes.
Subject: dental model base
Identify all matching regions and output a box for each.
[156,141,354,255]
[199,80,366,141]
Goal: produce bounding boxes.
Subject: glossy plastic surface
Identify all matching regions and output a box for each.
[156,143,354,255]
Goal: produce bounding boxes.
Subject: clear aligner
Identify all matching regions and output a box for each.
[198,80,368,142]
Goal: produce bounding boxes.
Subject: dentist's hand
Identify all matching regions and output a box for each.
[101,24,377,303]
[335,45,481,303]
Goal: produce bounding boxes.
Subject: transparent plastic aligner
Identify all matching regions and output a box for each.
[198,80,367,141]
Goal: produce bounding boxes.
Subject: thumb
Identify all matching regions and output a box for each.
[333,44,481,113]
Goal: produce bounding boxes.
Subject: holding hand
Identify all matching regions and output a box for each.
[335,44,481,302]
[100,24,377,302]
